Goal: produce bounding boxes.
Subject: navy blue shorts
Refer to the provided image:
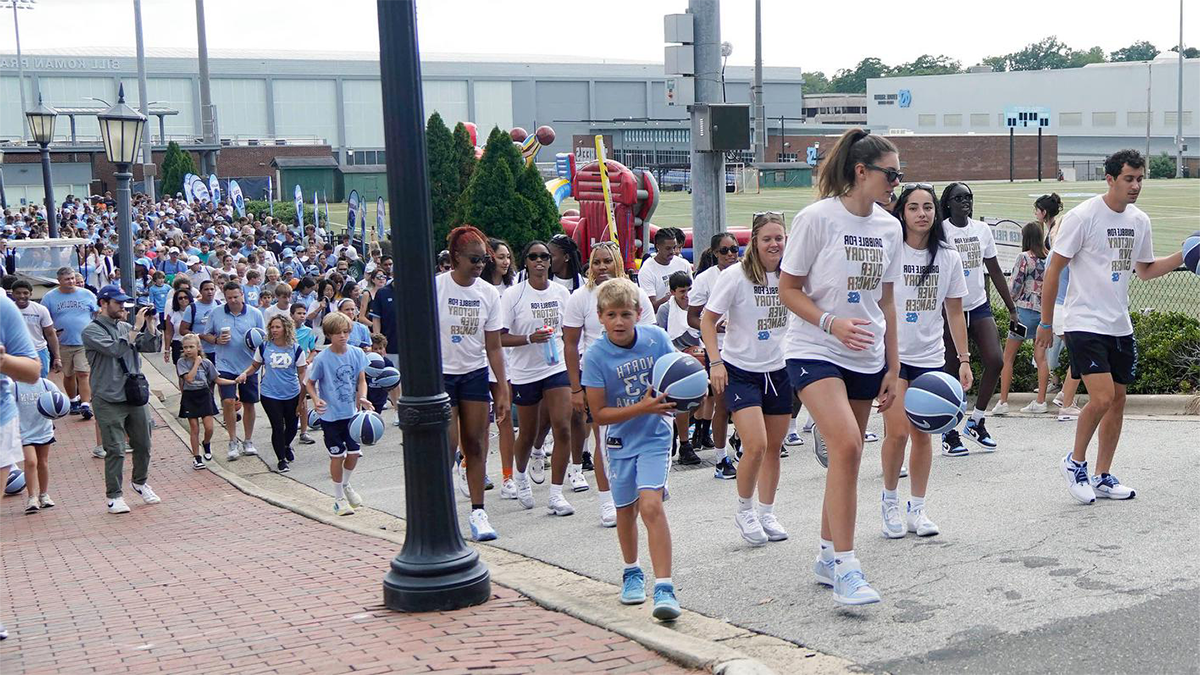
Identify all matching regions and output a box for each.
[322,417,362,457]
[511,371,569,407]
[723,363,792,416]
[899,362,945,382]
[786,358,885,401]
[1064,332,1137,385]
[218,371,260,403]
[966,302,994,326]
[445,366,491,407]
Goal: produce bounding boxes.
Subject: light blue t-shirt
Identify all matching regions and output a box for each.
[350,321,372,349]
[243,284,261,308]
[186,299,223,352]
[204,304,265,374]
[580,324,675,461]
[17,377,59,445]
[306,345,368,422]
[296,326,317,352]
[149,283,170,314]
[0,294,39,427]
[41,287,98,346]
[254,341,306,401]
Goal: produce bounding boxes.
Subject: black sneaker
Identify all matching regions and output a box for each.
[730,431,743,461]
[677,442,701,466]
[713,457,737,479]
[964,418,998,452]
[701,432,715,450]
[278,460,290,473]
[285,446,295,462]
[942,429,969,457]
[580,451,594,472]
[202,444,213,462]
[690,425,703,450]
[779,444,790,458]
[80,404,93,421]
[69,400,81,415]
[192,456,206,470]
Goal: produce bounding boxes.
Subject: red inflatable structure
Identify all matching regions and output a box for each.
[560,161,660,272]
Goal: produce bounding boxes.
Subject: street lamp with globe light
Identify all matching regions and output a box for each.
[97,84,146,297]
[25,94,59,237]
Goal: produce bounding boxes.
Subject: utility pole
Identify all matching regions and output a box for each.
[195,0,216,176]
[1146,61,1152,165]
[134,0,155,202]
[688,0,725,254]
[752,0,765,165]
[1177,0,1185,178]
[7,0,32,141]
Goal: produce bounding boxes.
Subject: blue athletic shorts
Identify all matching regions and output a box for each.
[218,371,260,403]
[899,362,945,382]
[322,417,362,457]
[445,366,491,407]
[787,358,885,401]
[511,371,569,407]
[606,449,671,509]
[966,302,994,326]
[37,348,50,378]
[723,363,792,416]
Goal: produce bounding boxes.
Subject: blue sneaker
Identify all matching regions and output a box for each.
[813,556,835,587]
[784,432,804,447]
[941,429,968,457]
[652,583,681,621]
[964,417,998,452]
[832,559,881,606]
[620,567,646,605]
[713,456,737,480]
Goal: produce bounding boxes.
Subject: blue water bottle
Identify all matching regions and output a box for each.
[542,325,560,366]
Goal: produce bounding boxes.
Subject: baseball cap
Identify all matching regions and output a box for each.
[96,285,132,303]
[187,255,201,265]
[135,257,153,269]
[282,248,294,258]
[169,246,180,254]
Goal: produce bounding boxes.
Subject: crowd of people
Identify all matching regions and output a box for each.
[0,131,1182,625]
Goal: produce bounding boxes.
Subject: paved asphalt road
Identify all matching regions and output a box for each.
[160,351,1195,674]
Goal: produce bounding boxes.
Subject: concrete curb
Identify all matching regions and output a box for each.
[143,365,852,675]
[996,392,1197,416]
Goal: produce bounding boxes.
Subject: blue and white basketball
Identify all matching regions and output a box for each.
[244,326,267,351]
[371,367,401,390]
[350,411,385,445]
[307,408,323,430]
[1183,231,1200,275]
[364,353,388,378]
[905,372,968,434]
[5,468,25,495]
[36,388,71,419]
[651,351,709,413]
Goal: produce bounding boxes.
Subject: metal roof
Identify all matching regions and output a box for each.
[271,156,338,169]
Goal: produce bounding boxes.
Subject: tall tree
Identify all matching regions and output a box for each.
[1169,45,1200,58]
[458,127,538,252]
[425,112,458,254]
[980,55,1009,72]
[1067,46,1106,68]
[801,71,831,95]
[889,54,962,77]
[829,57,889,93]
[1007,36,1075,71]
[1110,41,1159,62]
[159,141,197,198]
[451,122,478,194]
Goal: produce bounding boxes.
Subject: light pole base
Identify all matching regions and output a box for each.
[383,548,490,612]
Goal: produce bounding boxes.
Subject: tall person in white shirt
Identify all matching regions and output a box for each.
[548,234,590,491]
[483,238,518,497]
[688,233,741,477]
[500,241,575,517]
[638,229,693,311]
[880,184,973,540]
[701,214,792,547]
[564,241,655,528]
[937,182,1017,456]
[437,227,510,541]
[778,128,904,606]
[1036,150,1182,505]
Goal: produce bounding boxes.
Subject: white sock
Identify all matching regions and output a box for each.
[598,490,614,506]
[833,549,856,567]
[909,495,926,509]
[656,576,673,588]
[714,446,727,461]
[882,488,898,502]
[625,559,640,571]
[788,416,797,434]
[333,480,345,499]
[342,468,354,487]
[819,538,834,561]
[549,484,563,499]
[516,470,529,485]
[970,408,985,423]
[756,501,774,515]
[736,496,753,512]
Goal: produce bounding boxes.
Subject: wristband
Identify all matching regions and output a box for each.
[817,312,830,331]
[524,334,531,345]
[1038,322,1052,330]
[710,360,724,368]
[958,354,971,363]
[571,388,583,394]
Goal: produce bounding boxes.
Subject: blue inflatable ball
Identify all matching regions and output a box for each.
[372,366,401,390]
[307,408,323,430]
[350,411,385,446]
[5,468,25,495]
[364,353,388,379]
[905,372,967,434]
[651,351,709,413]
[244,326,267,351]
[1183,231,1200,275]
[36,388,71,419]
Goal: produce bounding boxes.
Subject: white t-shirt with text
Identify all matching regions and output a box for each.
[895,243,968,367]
[500,280,571,385]
[943,217,997,311]
[637,255,693,301]
[705,262,787,372]
[437,273,503,375]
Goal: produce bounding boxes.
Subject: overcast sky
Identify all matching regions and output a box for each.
[4,0,1195,74]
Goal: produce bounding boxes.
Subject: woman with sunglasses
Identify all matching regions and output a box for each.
[881,184,972,540]
[687,232,741,479]
[702,213,791,546]
[437,226,510,541]
[938,182,1017,455]
[778,128,904,606]
[163,289,194,364]
[500,241,575,517]
[482,239,519,498]
[564,241,655,527]
[360,269,387,327]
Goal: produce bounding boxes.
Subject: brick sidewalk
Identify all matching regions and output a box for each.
[0,406,694,675]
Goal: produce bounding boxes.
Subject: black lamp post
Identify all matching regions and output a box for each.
[97,85,146,297]
[25,94,58,238]
[377,0,490,612]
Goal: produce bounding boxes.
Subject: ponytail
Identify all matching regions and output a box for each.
[817,128,898,199]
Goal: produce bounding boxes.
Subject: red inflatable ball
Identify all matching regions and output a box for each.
[562,208,579,218]
[510,127,528,143]
[535,125,555,145]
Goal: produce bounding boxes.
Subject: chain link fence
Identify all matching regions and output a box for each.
[988,268,1198,318]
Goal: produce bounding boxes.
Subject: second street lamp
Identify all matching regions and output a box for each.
[25,93,58,238]
[97,84,146,298]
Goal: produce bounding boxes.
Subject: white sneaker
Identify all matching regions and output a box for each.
[599,500,617,528]
[1091,473,1136,500]
[568,466,589,492]
[92,445,107,459]
[1058,405,1082,421]
[1060,454,1096,504]
[499,478,517,499]
[528,451,546,484]
[813,556,835,587]
[107,497,131,514]
[758,511,789,541]
[906,503,940,536]
[344,484,364,508]
[1020,400,1049,414]
[899,464,908,478]
[455,465,471,500]
[833,559,882,606]
[547,493,575,516]
[734,509,768,546]
[333,497,355,516]
[469,509,498,541]
[241,440,259,456]
[1053,392,1065,407]
[991,401,1010,415]
[26,496,40,513]
[784,431,803,447]
[516,479,534,510]
[38,493,55,508]
[132,483,161,504]
[881,497,906,539]
[227,439,241,461]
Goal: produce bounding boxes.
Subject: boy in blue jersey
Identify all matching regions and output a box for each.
[581,278,681,622]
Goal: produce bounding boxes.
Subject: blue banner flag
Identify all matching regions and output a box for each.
[376,197,385,240]
[229,180,245,218]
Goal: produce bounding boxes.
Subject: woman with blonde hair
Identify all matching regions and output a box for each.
[236,314,308,473]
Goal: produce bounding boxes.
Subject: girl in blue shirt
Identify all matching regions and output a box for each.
[238,315,307,473]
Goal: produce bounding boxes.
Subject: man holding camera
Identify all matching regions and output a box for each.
[82,285,164,514]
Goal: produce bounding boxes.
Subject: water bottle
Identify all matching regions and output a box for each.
[542,325,560,366]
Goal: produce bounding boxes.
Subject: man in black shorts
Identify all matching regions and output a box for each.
[1036,149,1183,504]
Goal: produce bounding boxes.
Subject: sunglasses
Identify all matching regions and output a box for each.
[526,252,551,262]
[466,254,492,265]
[866,164,904,183]
[902,183,934,191]
[753,210,783,218]
[715,246,740,255]
[950,193,973,202]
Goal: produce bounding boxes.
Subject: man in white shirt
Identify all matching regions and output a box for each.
[638,228,693,311]
[1036,149,1183,505]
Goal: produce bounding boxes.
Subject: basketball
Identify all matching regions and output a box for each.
[904,372,968,435]
[1183,231,1200,275]
[36,388,71,419]
[509,127,528,142]
[372,367,401,390]
[244,327,267,351]
[364,353,388,378]
[307,409,323,430]
[535,125,555,145]
[651,352,709,413]
[5,468,25,495]
[350,411,385,446]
